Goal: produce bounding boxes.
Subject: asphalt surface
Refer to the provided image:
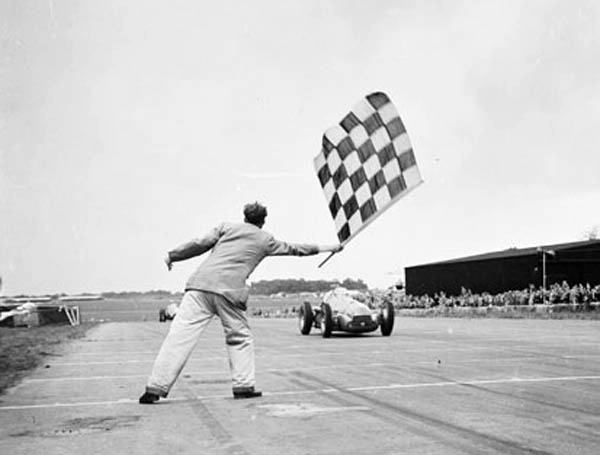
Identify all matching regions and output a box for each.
[1,317,599,454]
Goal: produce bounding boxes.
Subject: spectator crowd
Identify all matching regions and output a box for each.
[394,281,600,310]
[245,282,600,318]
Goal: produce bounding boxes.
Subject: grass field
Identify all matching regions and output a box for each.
[75,294,600,321]
[0,322,97,394]
[70,295,315,322]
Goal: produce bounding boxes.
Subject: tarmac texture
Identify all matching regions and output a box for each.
[1,317,599,454]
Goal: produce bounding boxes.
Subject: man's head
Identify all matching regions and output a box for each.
[243,202,268,228]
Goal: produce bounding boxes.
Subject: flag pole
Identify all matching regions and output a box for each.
[318,251,336,268]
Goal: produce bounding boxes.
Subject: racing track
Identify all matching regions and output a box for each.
[1,318,599,454]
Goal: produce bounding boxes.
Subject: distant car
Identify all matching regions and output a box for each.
[159,303,178,322]
[298,287,395,337]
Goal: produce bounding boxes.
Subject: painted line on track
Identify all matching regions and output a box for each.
[68,350,226,356]
[37,350,600,367]
[45,345,548,366]
[47,357,227,366]
[23,354,599,383]
[2,374,600,411]
[22,363,391,383]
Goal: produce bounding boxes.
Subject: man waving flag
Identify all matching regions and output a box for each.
[314,92,423,265]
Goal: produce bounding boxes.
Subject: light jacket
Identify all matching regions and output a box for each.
[168,222,319,309]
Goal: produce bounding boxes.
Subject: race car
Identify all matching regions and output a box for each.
[298,287,395,337]
[158,303,178,322]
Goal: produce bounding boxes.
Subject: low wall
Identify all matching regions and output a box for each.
[396,302,600,319]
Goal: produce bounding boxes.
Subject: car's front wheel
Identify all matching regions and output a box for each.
[298,301,313,335]
[320,303,333,338]
[380,301,395,336]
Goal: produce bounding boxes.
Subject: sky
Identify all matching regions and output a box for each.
[1,0,599,295]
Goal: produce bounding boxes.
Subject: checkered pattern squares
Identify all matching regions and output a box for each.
[314,92,422,244]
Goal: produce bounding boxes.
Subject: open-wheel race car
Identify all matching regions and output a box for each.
[298,287,395,337]
[158,303,178,322]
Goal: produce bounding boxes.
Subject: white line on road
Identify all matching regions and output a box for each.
[20,352,600,382]
[2,375,599,411]
[22,363,390,383]
[45,345,547,366]
[22,372,226,382]
[47,357,227,366]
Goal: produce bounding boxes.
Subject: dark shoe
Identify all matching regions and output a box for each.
[139,391,160,404]
[233,388,262,399]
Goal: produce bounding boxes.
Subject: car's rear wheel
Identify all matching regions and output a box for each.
[320,303,333,338]
[298,301,313,335]
[380,301,395,336]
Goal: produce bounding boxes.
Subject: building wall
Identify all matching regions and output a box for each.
[542,243,600,286]
[406,256,537,296]
[405,243,600,296]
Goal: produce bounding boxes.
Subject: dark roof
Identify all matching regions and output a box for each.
[408,239,600,268]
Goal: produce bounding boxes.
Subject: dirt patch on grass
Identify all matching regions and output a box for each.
[0,322,97,394]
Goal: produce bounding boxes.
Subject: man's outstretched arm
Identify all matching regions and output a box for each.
[267,237,343,257]
[319,244,344,253]
[164,225,223,270]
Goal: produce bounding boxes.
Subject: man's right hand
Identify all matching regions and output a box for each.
[164,255,173,271]
[321,244,343,253]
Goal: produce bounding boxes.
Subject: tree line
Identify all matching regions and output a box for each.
[4,282,368,300]
[249,278,368,295]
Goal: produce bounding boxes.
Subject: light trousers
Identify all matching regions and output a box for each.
[146,290,255,397]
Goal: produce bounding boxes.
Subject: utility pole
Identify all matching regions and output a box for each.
[538,248,556,304]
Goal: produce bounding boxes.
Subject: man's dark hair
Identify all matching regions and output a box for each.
[244,202,268,227]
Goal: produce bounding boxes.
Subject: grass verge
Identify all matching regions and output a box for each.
[0,322,97,395]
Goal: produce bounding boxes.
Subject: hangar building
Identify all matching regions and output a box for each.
[405,240,600,296]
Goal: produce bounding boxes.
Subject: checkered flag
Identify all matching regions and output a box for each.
[314,92,423,250]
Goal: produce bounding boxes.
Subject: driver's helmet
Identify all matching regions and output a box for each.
[323,287,350,300]
[348,290,366,303]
